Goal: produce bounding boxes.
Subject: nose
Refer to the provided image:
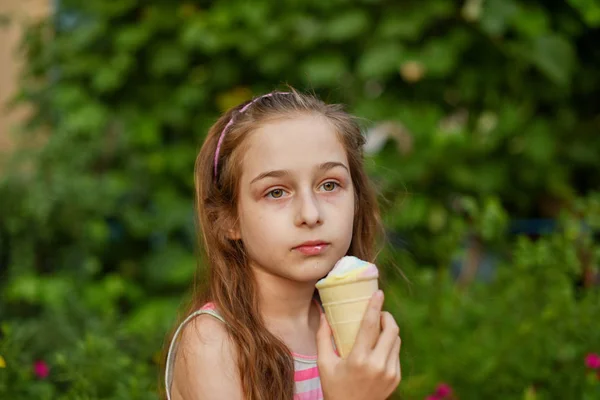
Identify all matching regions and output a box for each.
[294,189,322,227]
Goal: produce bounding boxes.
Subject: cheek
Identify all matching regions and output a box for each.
[337,187,356,214]
[239,204,282,245]
[343,193,356,236]
[324,191,355,228]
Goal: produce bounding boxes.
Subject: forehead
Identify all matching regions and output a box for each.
[240,115,348,180]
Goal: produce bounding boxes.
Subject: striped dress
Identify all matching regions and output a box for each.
[165,302,324,400]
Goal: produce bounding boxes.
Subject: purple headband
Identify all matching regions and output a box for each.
[213,92,290,179]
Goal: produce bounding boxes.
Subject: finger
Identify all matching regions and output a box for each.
[351,290,384,356]
[373,312,400,361]
[386,336,401,374]
[395,334,402,382]
[395,342,402,384]
[316,313,338,364]
[396,353,401,382]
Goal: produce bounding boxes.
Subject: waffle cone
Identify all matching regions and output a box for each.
[317,276,379,358]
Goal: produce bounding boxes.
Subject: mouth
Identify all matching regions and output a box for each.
[292,241,330,256]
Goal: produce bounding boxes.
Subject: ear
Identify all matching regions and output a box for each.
[225,215,241,241]
[227,226,241,241]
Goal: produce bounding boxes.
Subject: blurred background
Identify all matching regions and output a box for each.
[1,0,599,399]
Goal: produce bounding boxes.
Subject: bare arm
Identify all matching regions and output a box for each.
[170,315,244,400]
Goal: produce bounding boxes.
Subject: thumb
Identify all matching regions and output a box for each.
[316,314,336,362]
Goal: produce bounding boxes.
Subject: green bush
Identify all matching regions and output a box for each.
[383,203,600,399]
[1,0,599,398]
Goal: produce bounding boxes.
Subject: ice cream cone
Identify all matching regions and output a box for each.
[317,276,379,358]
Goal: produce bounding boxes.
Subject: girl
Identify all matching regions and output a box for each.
[163,89,402,400]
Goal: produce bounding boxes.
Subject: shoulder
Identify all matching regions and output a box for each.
[178,312,230,350]
[171,314,243,400]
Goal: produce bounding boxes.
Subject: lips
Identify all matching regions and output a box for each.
[293,240,330,256]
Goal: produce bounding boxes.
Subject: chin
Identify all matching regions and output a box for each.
[295,257,336,280]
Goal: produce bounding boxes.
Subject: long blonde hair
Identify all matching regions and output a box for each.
[163,88,384,399]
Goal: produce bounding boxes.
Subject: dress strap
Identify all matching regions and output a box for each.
[164,307,226,400]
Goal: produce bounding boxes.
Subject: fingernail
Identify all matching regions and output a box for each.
[375,290,384,300]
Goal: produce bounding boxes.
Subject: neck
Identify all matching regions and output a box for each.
[251,266,319,326]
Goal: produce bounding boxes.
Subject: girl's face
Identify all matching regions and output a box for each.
[234,114,355,284]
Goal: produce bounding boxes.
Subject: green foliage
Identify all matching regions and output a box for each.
[385,227,600,399]
[1,0,599,398]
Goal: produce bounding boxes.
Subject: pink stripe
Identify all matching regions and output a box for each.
[294,366,319,382]
[292,352,317,360]
[200,302,216,311]
[293,387,323,400]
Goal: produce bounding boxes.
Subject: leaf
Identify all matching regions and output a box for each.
[529,34,576,86]
[300,53,348,87]
[144,245,195,287]
[378,1,454,40]
[96,0,137,17]
[480,197,508,241]
[92,54,132,93]
[327,9,370,42]
[290,14,322,48]
[180,18,221,52]
[258,50,294,75]
[419,38,458,77]
[479,0,519,36]
[216,86,252,112]
[126,115,161,148]
[123,299,179,335]
[63,103,108,133]
[357,42,404,79]
[115,25,151,52]
[568,0,600,27]
[522,119,555,163]
[149,45,189,77]
[428,204,448,233]
[511,5,550,37]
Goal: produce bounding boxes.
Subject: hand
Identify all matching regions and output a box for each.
[316,290,402,400]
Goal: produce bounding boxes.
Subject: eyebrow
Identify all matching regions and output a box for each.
[250,161,350,185]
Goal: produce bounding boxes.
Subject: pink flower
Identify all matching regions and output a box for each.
[585,353,600,369]
[33,360,50,379]
[435,383,453,397]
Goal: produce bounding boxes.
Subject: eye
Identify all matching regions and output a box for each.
[267,188,286,199]
[320,181,339,192]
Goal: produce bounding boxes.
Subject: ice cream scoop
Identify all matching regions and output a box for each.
[316,256,378,288]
